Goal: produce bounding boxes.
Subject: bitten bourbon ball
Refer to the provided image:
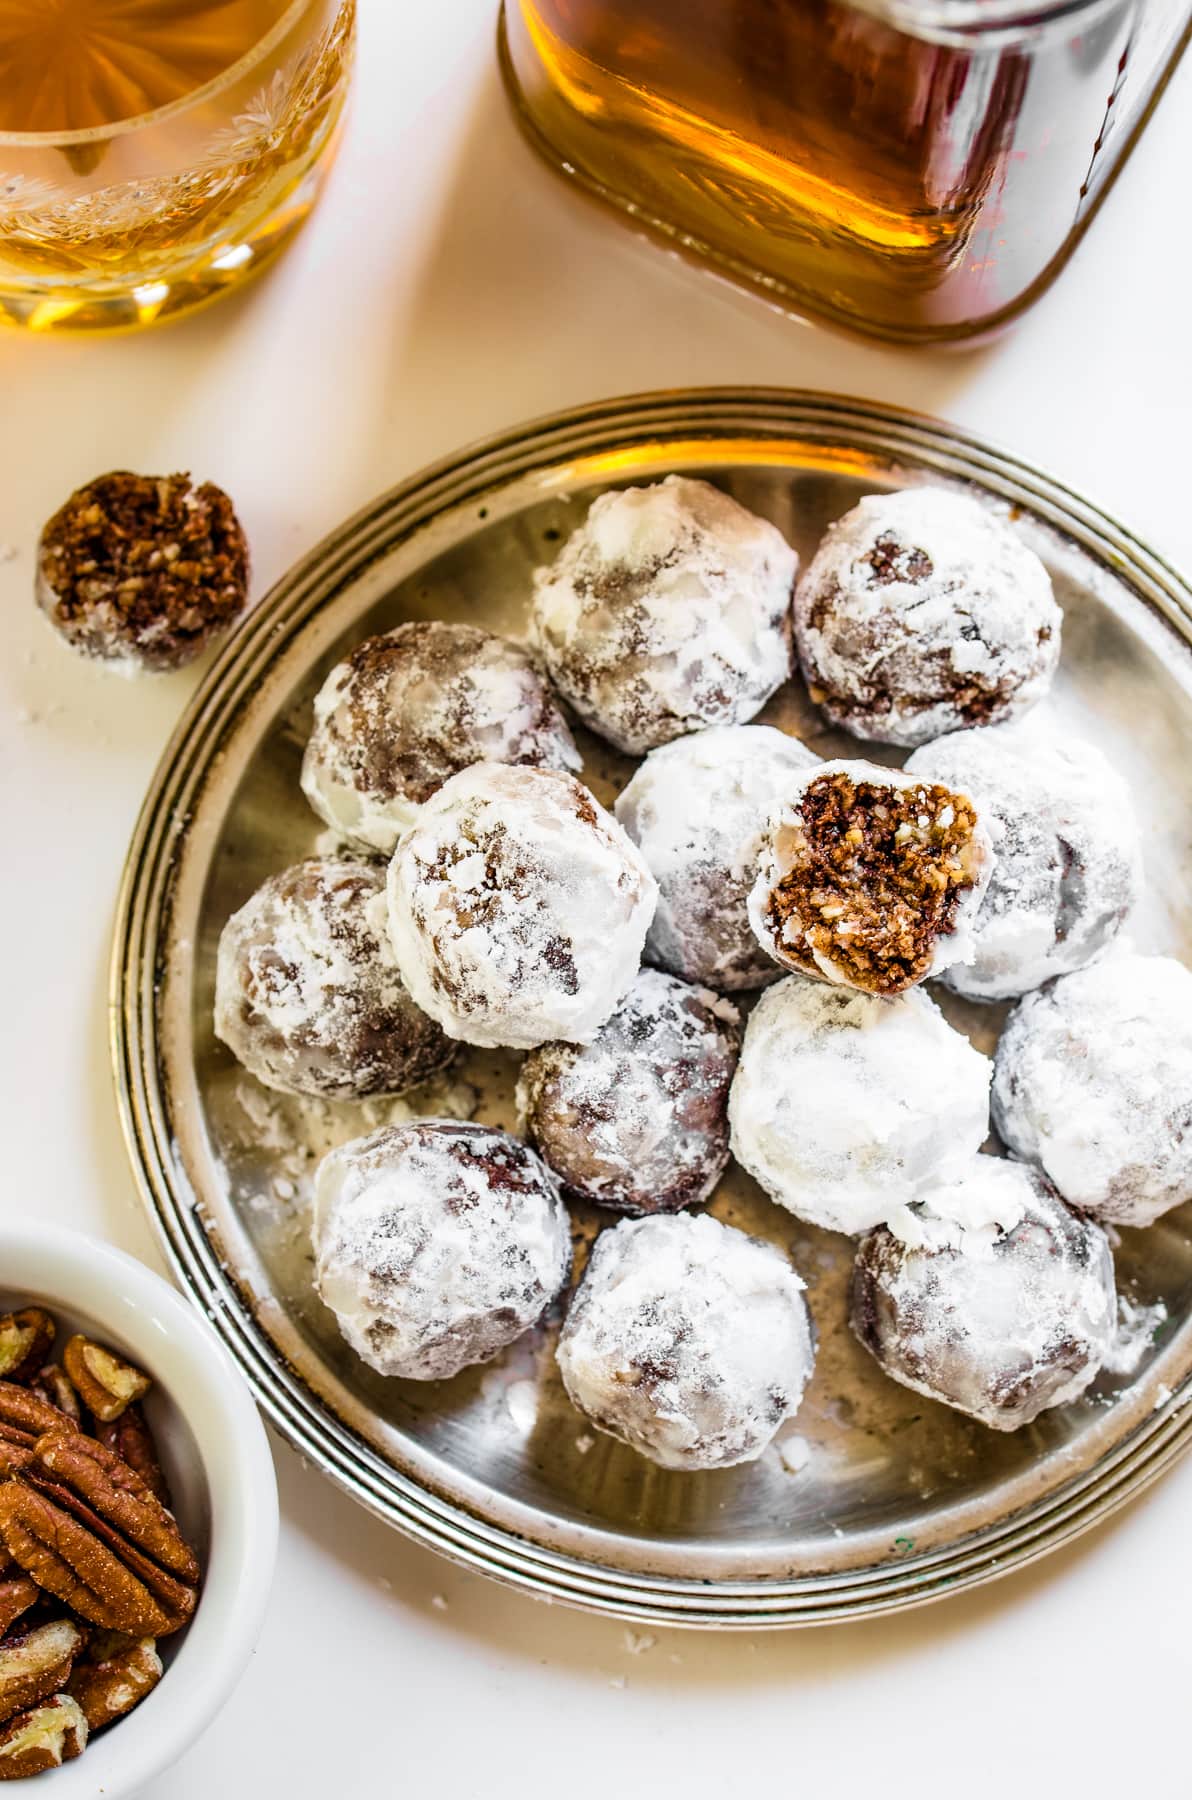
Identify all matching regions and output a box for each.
[214,857,453,1100]
[301,621,581,856]
[795,486,1060,747]
[747,760,993,994]
[851,1160,1115,1431]
[556,1213,815,1470]
[313,1121,571,1382]
[530,475,796,755]
[517,968,740,1215]
[37,471,249,672]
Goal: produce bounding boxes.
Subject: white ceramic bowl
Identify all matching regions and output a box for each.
[0,1223,278,1796]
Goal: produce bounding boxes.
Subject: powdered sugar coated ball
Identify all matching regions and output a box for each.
[386,763,658,1050]
[557,1213,815,1470]
[993,952,1192,1227]
[795,487,1060,748]
[530,475,796,755]
[851,1161,1115,1430]
[905,725,1141,1001]
[313,1121,571,1381]
[213,858,453,1099]
[301,622,580,855]
[747,760,994,995]
[517,968,740,1215]
[614,725,818,991]
[729,976,992,1234]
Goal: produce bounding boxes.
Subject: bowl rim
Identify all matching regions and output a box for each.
[0,1222,278,1796]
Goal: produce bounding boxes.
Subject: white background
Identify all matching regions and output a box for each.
[2,5,1190,1795]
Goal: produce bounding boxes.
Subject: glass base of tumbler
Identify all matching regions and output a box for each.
[0,144,337,335]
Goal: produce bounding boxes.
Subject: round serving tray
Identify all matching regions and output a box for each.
[113,389,1192,1627]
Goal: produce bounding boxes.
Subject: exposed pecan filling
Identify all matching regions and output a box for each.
[765,771,983,993]
[38,471,248,670]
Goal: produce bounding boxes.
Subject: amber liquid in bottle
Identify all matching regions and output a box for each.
[0,0,297,133]
[505,0,1190,341]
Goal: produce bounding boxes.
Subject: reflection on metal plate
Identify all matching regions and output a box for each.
[112,390,1192,1626]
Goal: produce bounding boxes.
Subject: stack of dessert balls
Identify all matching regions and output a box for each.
[214,473,1189,1474]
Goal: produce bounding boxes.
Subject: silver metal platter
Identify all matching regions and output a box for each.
[113,389,1192,1627]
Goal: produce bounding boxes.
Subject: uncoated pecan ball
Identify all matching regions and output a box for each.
[37,471,249,672]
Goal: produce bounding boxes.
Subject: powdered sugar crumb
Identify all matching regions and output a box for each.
[1101,1294,1168,1375]
[777,1433,812,1475]
[506,1379,540,1434]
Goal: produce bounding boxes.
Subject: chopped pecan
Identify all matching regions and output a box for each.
[0,1435,199,1637]
[62,1337,151,1424]
[0,1694,88,1779]
[68,1631,162,1732]
[95,1404,170,1507]
[0,1582,38,1640]
[0,1316,55,1388]
[0,1618,85,1725]
[31,1364,80,1427]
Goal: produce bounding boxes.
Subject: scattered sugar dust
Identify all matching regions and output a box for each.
[1102,1294,1168,1375]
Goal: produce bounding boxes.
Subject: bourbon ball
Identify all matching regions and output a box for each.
[851,1159,1116,1431]
[386,763,657,1051]
[301,621,581,857]
[729,975,991,1236]
[313,1121,571,1382]
[213,857,453,1100]
[747,759,994,995]
[36,471,249,672]
[556,1213,815,1471]
[905,725,1142,1001]
[794,486,1060,747]
[992,951,1192,1228]
[530,474,796,755]
[614,724,818,992]
[517,968,740,1215]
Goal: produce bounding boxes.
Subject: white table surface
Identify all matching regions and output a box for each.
[2,6,1190,1795]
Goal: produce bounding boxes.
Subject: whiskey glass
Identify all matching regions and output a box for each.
[0,0,356,333]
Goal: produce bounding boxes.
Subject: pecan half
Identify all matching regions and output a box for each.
[0,1385,79,1477]
[31,1364,80,1427]
[0,1619,85,1725]
[0,1316,55,1388]
[68,1631,162,1732]
[0,1694,88,1779]
[0,1581,38,1640]
[0,1435,199,1637]
[62,1337,151,1424]
[95,1404,170,1507]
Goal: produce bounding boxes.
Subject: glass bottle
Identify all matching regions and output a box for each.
[500,0,1190,344]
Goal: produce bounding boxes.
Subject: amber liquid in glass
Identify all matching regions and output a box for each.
[0,0,355,331]
[505,0,1190,341]
[0,0,295,133]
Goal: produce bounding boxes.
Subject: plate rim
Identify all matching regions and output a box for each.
[111,385,1192,1628]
